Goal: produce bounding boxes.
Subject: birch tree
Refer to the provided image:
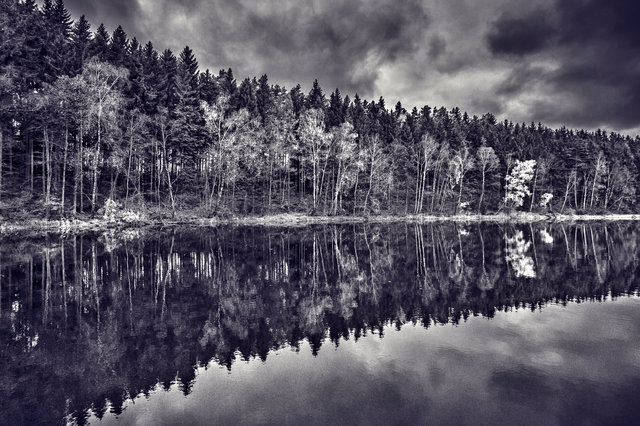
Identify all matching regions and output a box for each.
[82,59,126,213]
[202,95,253,212]
[476,144,499,213]
[299,109,330,213]
[449,145,474,214]
[330,122,358,214]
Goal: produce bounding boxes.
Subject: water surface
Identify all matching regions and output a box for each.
[0,223,639,425]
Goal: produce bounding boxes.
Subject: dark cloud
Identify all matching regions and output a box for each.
[486,10,556,56]
[480,0,640,133]
[56,0,640,134]
[495,64,546,96]
[63,0,144,37]
[540,0,640,130]
[469,97,505,117]
[428,35,446,60]
[555,0,640,46]
[216,0,431,95]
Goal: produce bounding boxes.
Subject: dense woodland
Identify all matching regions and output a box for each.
[1,0,639,220]
[1,223,638,423]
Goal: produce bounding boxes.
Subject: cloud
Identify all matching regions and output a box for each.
[59,0,640,134]
[486,10,556,56]
[428,35,447,60]
[64,0,143,37]
[495,64,547,96]
[203,0,432,95]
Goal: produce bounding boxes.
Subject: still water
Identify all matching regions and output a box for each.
[0,223,639,425]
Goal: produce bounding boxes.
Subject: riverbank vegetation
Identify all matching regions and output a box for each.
[1,1,639,224]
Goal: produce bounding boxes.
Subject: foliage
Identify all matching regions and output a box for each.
[504,160,536,209]
[0,1,638,218]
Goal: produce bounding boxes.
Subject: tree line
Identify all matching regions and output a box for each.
[1,0,639,219]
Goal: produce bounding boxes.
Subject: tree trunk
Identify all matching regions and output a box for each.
[30,134,34,192]
[79,121,84,213]
[604,171,612,209]
[91,107,102,214]
[419,154,428,213]
[268,156,273,211]
[561,174,572,213]
[364,165,374,215]
[352,172,359,215]
[455,174,464,214]
[573,172,578,210]
[125,117,135,208]
[161,127,176,217]
[590,166,600,209]
[61,124,69,216]
[414,154,421,214]
[0,130,3,201]
[44,126,52,218]
[529,167,538,212]
[332,162,343,215]
[478,167,486,214]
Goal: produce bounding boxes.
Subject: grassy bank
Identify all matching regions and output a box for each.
[2,211,640,234]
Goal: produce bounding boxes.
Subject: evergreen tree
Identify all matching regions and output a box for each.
[289,84,304,117]
[256,74,273,123]
[198,69,218,104]
[178,46,199,89]
[70,15,91,75]
[237,78,257,114]
[158,49,178,111]
[326,88,344,128]
[89,23,110,60]
[305,79,325,111]
[109,25,129,66]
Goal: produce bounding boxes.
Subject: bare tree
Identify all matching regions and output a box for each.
[82,59,126,213]
[361,134,389,215]
[414,134,438,214]
[589,151,607,209]
[299,109,331,213]
[331,123,358,215]
[449,145,474,214]
[530,157,550,212]
[476,143,499,213]
[203,96,254,212]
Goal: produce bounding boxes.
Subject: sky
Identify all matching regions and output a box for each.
[61,0,640,135]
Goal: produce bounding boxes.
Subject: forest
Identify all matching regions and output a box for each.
[1,0,639,221]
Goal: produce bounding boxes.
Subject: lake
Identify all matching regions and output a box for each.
[0,223,639,425]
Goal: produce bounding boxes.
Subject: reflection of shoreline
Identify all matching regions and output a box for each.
[0,224,638,424]
[3,212,640,234]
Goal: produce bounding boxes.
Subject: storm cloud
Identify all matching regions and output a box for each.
[486,10,555,56]
[62,0,640,135]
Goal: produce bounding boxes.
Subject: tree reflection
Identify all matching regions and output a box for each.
[0,223,639,424]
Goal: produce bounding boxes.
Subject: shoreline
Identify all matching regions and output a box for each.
[2,212,640,234]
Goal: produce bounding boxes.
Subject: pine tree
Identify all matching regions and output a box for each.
[237,78,257,114]
[140,41,160,114]
[70,15,91,75]
[174,45,205,173]
[178,46,199,88]
[109,25,129,66]
[305,79,325,111]
[256,74,273,123]
[289,84,304,117]
[158,49,178,111]
[90,23,110,60]
[198,69,218,104]
[40,0,71,80]
[326,88,344,128]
